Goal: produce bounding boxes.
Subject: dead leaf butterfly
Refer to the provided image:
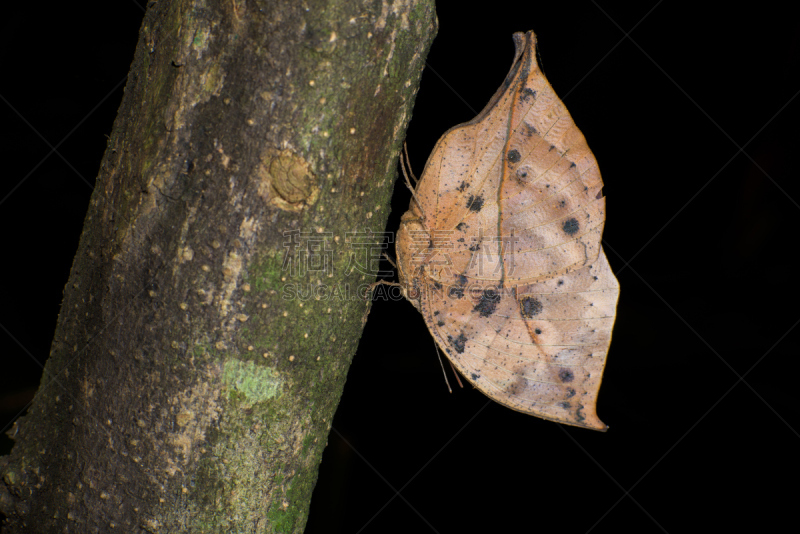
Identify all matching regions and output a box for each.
[396,31,620,431]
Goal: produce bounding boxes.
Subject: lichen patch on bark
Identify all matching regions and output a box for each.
[222,358,283,407]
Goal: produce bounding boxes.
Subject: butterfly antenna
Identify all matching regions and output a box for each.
[403,142,419,184]
[400,148,425,216]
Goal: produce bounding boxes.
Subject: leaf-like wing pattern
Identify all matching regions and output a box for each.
[397,31,619,430]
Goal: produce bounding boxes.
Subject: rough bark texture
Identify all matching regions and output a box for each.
[0,0,436,532]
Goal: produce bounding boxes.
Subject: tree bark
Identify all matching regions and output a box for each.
[0,0,436,532]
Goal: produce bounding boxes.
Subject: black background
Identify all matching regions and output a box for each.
[2,2,799,533]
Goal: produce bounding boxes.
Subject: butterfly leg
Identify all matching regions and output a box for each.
[365,279,403,301]
[448,360,464,389]
[381,251,398,270]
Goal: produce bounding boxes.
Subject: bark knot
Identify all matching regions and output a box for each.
[257,149,319,212]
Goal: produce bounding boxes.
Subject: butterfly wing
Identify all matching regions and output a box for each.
[398,31,619,430]
[415,249,618,430]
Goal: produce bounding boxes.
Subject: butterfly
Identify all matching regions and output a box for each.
[395,31,619,431]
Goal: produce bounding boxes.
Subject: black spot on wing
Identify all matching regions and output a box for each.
[522,122,538,137]
[575,404,586,423]
[519,297,543,318]
[448,332,468,354]
[507,149,521,164]
[466,195,484,212]
[520,87,537,102]
[456,181,470,192]
[473,289,499,318]
[562,218,580,236]
[558,369,574,383]
[448,273,467,299]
